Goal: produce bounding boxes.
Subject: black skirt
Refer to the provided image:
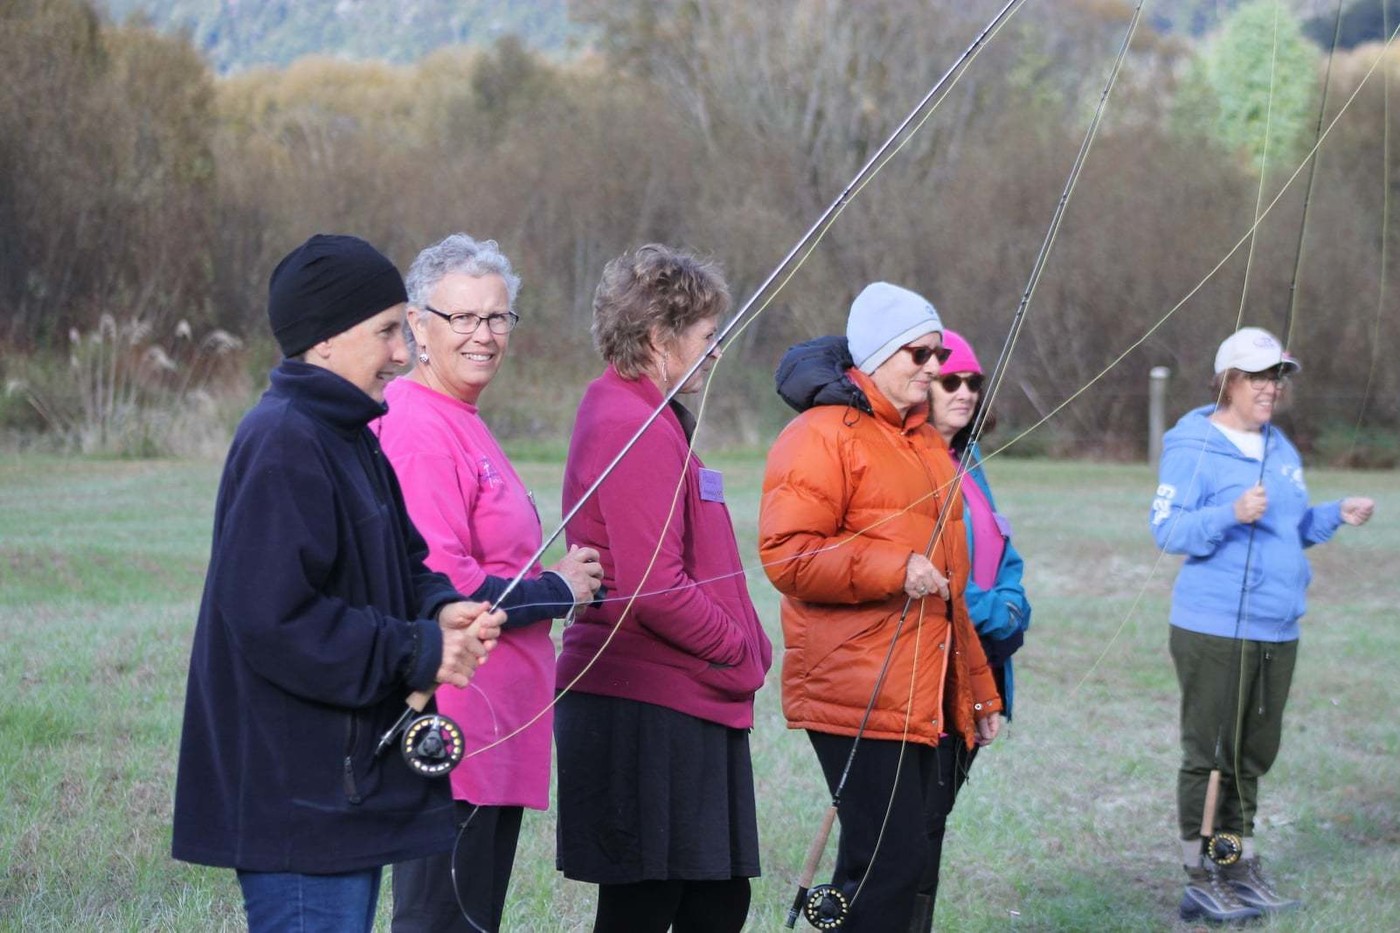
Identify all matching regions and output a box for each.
[554,691,761,884]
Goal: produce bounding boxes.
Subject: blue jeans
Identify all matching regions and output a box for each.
[238,868,382,933]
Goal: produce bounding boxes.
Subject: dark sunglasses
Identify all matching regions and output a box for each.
[903,344,953,366]
[937,373,984,393]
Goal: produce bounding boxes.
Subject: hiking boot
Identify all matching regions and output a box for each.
[1180,865,1263,924]
[1221,857,1302,913]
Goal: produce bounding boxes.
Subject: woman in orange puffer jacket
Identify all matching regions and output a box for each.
[759,282,1003,933]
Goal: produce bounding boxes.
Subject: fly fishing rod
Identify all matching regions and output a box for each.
[787,0,1147,923]
[378,0,1031,780]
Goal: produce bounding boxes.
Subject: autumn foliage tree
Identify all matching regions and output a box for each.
[1,0,1395,459]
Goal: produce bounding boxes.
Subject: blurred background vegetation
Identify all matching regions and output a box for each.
[1,0,1397,463]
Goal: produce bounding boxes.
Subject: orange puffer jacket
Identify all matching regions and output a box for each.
[759,369,1003,748]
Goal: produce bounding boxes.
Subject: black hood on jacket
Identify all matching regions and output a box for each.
[774,335,873,415]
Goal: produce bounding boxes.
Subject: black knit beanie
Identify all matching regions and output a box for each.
[267,234,409,357]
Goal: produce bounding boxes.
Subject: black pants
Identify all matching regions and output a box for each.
[593,878,751,933]
[391,802,523,933]
[808,731,977,933]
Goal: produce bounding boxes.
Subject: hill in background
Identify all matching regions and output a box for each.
[89,0,1397,76]
[94,0,577,72]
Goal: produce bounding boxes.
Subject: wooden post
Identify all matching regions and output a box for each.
[1149,366,1170,464]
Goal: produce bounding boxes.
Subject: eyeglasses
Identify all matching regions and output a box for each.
[902,344,952,366]
[1244,370,1290,389]
[422,305,519,335]
[937,373,984,393]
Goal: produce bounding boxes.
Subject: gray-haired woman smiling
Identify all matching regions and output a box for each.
[376,233,602,932]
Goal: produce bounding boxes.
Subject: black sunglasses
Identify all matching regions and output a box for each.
[937,373,984,393]
[903,344,953,366]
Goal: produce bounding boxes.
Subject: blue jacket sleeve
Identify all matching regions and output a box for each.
[1150,445,1238,556]
[1298,500,1343,548]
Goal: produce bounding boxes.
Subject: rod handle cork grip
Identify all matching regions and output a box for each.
[799,805,839,888]
[785,805,839,929]
[1201,768,1221,838]
[406,689,433,713]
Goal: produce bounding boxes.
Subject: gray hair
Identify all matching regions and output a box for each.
[405,233,521,309]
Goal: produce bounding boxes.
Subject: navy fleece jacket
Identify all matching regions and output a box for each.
[173,361,466,873]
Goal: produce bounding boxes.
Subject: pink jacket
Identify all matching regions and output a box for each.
[376,377,554,809]
[558,367,771,727]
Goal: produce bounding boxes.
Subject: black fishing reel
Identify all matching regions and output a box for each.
[399,712,465,777]
[802,884,849,930]
[1205,830,1243,867]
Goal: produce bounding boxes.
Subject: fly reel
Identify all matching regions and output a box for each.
[400,713,465,777]
[1205,830,1243,866]
[802,884,849,930]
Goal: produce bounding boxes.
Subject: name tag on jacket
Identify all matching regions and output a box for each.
[699,468,725,503]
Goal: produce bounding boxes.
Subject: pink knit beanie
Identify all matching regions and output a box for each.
[939,329,982,375]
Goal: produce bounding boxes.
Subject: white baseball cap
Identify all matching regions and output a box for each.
[1213,326,1301,375]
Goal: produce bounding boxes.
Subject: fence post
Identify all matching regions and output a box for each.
[1149,366,1170,465]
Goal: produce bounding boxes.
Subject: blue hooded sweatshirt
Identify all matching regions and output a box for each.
[1150,405,1343,643]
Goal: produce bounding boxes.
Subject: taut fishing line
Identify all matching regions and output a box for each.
[785,1,1150,925]
[397,0,1040,771]
[368,5,1398,928]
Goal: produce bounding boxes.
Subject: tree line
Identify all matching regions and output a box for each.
[2,0,1396,462]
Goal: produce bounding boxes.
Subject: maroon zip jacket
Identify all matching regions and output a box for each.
[557,366,771,727]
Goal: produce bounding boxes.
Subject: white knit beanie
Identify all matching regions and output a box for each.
[845,282,943,374]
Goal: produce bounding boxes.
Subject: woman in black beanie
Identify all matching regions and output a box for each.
[173,233,504,933]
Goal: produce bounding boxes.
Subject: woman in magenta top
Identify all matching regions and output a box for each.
[376,233,602,933]
[555,244,772,933]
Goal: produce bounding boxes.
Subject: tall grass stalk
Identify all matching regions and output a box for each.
[5,316,247,458]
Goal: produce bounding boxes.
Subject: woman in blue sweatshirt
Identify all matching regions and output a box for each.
[1150,327,1373,923]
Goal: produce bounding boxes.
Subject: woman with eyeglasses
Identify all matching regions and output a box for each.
[924,328,1031,888]
[760,284,1004,933]
[553,244,771,933]
[375,233,604,933]
[1150,326,1373,924]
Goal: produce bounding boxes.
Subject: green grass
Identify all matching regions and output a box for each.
[2,453,1398,931]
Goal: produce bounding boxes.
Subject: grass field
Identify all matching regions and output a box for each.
[1,451,1397,931]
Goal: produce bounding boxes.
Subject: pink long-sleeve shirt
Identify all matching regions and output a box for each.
[376,377,553,809]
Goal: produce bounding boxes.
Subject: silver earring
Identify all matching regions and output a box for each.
[418,352,429,364]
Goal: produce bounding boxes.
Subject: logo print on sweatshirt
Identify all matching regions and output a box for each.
[1280,463,1306,494]
[1151,483,1176,526]
[478,456,503,489]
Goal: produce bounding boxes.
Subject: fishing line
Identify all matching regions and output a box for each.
[1347,0,1394,464]
[1228,0,1284,332]
[965,9,1400,704]
[786,3,1150,925]
[476,11,1398,723]
[1210,0,1290,862]
[440,0,1038,768]
[464,10,1400,771]
[446,803,490,933]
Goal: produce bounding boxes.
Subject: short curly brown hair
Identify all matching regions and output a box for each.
[591,244,730,379]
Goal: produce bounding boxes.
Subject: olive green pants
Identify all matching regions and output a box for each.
[1170,626,1298,841]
